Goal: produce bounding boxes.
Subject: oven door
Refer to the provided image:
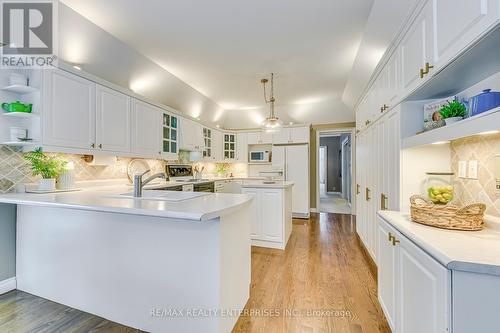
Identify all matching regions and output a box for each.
[194,182,215,192]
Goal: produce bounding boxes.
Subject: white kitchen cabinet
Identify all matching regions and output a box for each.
[386,50,401,108]
[202,127,213,161]
[378,217,451,333]
[42,69,96,149]
[131,99,161,158]
[213,129,223,162]
[179,117,203,151]
[400,0,434,97]
[223,132,237,160]
[241,186,292,250]
[272,126,309,144]
[377,222,398,332]
[432,0,500,70]
[236,132,248,163]
[160,112,178,160]
[95,85,131,153]
[247,131,273,144]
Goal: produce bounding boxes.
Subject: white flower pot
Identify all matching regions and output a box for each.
[444,117,463,125]
[38,178,56,191]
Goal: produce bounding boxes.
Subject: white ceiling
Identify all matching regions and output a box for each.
[60,0,414,128]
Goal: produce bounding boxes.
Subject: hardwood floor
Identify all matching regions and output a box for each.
[233,213,390,333]
[0,213,390,333]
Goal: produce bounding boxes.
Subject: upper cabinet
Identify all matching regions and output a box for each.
[400,1,434,97]
[247,131,272,145]
[432,0,500,70]
[96,85,131,153]
[202,127,213,160]
[236,132,248,163]
[179,117,203,151]
[272,126,310,144]
[131,99,161,158]
[213,129,223,162]
[160,112,178,160]
[223,132,237,160]
[43,69,96,150]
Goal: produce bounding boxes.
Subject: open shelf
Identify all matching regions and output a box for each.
[402,107,500,149]
[1,85,38,94]
[2,112,39,118]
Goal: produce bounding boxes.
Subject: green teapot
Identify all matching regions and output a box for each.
[1,101,32,113]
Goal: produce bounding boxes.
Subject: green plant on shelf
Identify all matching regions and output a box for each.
[215,163,229,176]
[23,147,67,179]
[439,100,466,119]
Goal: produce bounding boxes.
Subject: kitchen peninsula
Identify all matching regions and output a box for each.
[0,186,253,333]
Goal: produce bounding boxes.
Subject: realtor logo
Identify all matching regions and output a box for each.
[1,0,58,67]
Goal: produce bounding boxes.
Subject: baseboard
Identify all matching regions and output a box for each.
[0,277,16,295]
[355,233,378,281]
[293,212,310,219]
[310,208,318,213]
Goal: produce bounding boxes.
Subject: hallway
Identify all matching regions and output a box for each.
[319,184,352,214]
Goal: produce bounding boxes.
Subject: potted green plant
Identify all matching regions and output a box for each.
[24,148,67,191]
[439,100,466,125]
[215,163,229,177]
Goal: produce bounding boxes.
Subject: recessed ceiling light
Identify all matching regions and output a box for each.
[432,141,450,145]
[73,65,81,71]
[479,130,499,135]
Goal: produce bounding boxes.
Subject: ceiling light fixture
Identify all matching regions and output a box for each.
[261,73,282,133]
[73,65,82,71]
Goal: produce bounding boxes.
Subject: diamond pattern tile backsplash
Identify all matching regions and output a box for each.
[451,133,500,217]
[0,145,248,193]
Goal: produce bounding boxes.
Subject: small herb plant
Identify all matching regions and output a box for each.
[24,148,67,179]
[215,163,229,175]
[439,100,466,119]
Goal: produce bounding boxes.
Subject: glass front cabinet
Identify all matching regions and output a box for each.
[203,127,212,160]
[161,112,178,160]
[223,133,236,160]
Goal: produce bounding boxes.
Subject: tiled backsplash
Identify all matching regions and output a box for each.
[0,145,248,193]
[451,133,500,217]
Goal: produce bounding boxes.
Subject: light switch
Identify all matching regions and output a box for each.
[458,161,467,178]
[468,160,478,179]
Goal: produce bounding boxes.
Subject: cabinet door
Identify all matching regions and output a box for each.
[433,0,499,69]
[386,50,401,107]
[272,128,291,144]
[213,130,223,162]
[400,1,433,96]
[355,132,366,242]
[386,109,401,211]
[261,189,283,242]
[247,132,260,145]
[241,188,262,239]
[378,220,398,332]
[95,85,130,153]
[131,99,160,157]
[290,127,309,143]
[43,69,96,149]
[161,112,178,160]
[223,133,237,160]
[236,132,248,163]
[397,232,451,333]
[260,131,273,144]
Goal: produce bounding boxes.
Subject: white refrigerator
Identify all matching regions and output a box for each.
[272,144,310,218]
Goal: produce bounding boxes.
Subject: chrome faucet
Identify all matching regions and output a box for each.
[133,170,166,197]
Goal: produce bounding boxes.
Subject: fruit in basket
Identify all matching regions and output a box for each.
[427,186,453,204]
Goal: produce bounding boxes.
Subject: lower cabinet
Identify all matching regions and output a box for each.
[378,217,451,333]
[241,186,292,250]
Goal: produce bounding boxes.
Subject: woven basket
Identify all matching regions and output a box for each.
[410,195,486,231]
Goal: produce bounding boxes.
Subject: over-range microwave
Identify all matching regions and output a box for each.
[249,150,270,162]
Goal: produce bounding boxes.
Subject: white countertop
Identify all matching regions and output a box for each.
[241,180,294,189]
[378,210,500,276]
[0,185,253,221]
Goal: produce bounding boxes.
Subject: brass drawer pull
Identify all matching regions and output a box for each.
[365,187,371,201]
[381,193,388,210]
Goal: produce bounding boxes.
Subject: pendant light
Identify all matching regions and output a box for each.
[261,73,283,132]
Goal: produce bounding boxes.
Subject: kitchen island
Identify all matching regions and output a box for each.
[241,181,294,250]
[0,186,253,333]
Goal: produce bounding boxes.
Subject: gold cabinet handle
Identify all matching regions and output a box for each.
[425,62,434,72]
[392,238,400,246]
[98,144,102,149]
[356,184,361,195]
[380,106,384,113]
[383,104,389,111]
[91,143,95,148]
[381,193,388,210]
[388,232,394,242]
[420,67,426,78]
[365,187,371,201]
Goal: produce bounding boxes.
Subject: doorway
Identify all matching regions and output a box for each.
[316,130,354,215]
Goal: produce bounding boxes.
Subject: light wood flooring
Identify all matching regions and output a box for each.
[0,213,389,333]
